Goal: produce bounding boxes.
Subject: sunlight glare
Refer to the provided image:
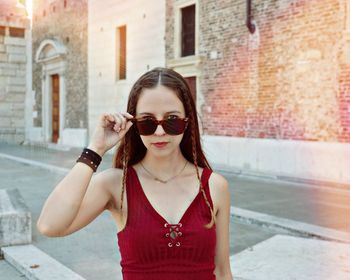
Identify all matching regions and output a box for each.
[25,0,33,20]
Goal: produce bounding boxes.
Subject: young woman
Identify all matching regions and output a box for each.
[37,67,233,279]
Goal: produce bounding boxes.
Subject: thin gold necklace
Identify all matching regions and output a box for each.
[140,161,188,183]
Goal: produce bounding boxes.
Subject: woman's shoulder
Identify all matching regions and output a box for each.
[98,167,123,183]
[96,167,123,188]
[208,170,228,187]
[206,170,230,214]
[100,166,139,189]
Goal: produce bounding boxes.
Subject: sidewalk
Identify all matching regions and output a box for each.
[0,141,349,279]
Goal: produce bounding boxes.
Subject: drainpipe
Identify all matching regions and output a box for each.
[246,0,256,33]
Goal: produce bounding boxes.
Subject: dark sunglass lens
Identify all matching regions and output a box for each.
[136,119,157,135]
[163,119,186,135]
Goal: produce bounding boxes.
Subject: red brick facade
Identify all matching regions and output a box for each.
[167,0,350,142]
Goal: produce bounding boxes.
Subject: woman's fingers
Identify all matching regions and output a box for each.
[123,112,134,119]
[101,113,114,128]
[108,112,133,132]
[102,112,133,129]
[112,113,123,129]
[91,112,133,153]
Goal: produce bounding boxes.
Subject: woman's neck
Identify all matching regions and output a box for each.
[140,149,188,178]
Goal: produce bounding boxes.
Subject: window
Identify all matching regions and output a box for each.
[0,26,5,36]
[181,4,195,57]
[9,27,25,38]
[116,25,127,80]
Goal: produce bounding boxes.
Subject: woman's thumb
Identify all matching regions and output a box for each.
[126,121,133,130]
[121,121,133,135]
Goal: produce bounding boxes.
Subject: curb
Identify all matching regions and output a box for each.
[231,206,350,244]
[215,165,350,193]
[0,152,69,175]
[1,244,86,280]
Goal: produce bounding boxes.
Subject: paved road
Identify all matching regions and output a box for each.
[0,260,27,279]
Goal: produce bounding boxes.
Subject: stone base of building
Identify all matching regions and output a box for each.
[203,135,350,187]
[0,128,25,144]
[24,127,88,148]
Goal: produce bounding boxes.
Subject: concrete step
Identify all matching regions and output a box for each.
[0,183,86,279]
[1,244,86,280]
[230,234,350,280]
[0,188,31,247]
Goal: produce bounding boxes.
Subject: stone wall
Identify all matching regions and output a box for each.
[0,15,30,143]
[88,0,166,147]
[32,0,88,129]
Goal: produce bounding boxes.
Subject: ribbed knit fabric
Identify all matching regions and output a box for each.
[117,166,216,280]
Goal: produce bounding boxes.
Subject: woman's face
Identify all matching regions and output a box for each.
[135,84,187,157]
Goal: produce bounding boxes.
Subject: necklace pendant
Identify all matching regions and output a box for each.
[155,178,167,183]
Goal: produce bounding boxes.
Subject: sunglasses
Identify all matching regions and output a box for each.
[130,116,189,135]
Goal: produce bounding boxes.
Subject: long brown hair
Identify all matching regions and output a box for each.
[112,67,215,229]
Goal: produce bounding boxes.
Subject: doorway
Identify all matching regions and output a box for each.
[51,74,60,143]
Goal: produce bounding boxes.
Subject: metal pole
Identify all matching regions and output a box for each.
[246,0,256,33]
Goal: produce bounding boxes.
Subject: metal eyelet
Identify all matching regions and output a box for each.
[178,223,182,227]
[164,223,168,228]
[168,242,173,247]
[178,232,182,236]
[165,233,169,237]
[176,242,180,246]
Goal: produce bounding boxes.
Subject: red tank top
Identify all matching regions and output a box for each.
[116,166,216,280]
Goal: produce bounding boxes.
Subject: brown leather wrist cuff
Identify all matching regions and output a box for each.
[76,148,102,172]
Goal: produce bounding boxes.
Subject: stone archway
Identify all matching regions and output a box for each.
[35,39,66,144]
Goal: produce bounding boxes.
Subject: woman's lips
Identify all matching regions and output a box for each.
[152,142,168,148]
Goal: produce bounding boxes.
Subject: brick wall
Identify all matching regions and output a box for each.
[166,0,350,142]
[32,0,88,129]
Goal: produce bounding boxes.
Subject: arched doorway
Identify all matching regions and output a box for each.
[35,39,66,144]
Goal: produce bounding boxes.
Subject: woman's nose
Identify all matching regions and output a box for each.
[154,123,166,135]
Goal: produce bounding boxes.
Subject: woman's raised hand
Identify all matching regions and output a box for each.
[87,112,134,156]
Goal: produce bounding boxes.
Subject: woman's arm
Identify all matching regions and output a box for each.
[37,112,133,237]
[36,146,114,237]
[211,172,234,280]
